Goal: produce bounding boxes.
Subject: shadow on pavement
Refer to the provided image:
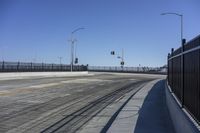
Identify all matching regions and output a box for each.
[134,80,175,133]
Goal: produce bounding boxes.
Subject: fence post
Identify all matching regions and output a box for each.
[2,61,4,71]
[167,53,170,83]
[33,62,35,71]
[17,61,20,71]
[42,63,44,71]
[31,62,33,71]
[181,39,186,108]
[171,48,174,89]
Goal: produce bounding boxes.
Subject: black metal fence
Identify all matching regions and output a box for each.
[168,34,200,123]
[0,61,166,74]
[0,61,87,72]
[88,66,167,74]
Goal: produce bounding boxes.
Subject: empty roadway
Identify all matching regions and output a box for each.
[0,72,165,133]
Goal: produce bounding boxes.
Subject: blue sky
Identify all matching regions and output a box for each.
[0,0,200,67]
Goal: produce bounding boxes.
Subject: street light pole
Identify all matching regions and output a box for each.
[161,12,185,107]
[181,15,183,45]
[69,27,85,72]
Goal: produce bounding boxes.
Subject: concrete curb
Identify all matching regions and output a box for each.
[165,81,200,133]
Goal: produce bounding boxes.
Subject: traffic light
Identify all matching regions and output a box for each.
[111,51,115,55]
[121,61,124,65]
[75,58,78,64]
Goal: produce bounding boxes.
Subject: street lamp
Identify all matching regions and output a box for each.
[161,12,185,107]
[69,27,85,72]
[161,12,183,46]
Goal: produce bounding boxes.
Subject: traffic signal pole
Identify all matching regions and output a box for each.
[110,49,125,69]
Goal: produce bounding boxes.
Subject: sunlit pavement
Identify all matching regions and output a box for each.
[108,80,175,133]
[0,72,169,133]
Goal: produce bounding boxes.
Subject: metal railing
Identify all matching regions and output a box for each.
[88,66,167,74]
[0,61,87,72]
[168,34,200,123]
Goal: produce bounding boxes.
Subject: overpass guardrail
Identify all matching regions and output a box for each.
[88,66,166,74]
[0,61,87,72]
[168,34,200,124]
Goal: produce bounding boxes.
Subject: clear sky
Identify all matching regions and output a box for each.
[0,0,200,67]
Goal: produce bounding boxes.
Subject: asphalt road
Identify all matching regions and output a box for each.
[0,72,165,133]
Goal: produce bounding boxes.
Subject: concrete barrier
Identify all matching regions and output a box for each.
[0,72,90,81]
[165,81,200,133]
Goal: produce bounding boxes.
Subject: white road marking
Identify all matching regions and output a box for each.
[129,79,137,81]
[29,83,60,88]
[61,79,111,84]
[59,94,71,97]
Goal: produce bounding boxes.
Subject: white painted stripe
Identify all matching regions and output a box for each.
[59,94,70,97]
[129,79,137,81]
[29,83,60,88]
[61,79,111,84]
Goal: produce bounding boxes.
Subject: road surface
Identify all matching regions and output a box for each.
[0,72,165,133]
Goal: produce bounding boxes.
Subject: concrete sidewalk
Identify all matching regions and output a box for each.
[108,80,175,133]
